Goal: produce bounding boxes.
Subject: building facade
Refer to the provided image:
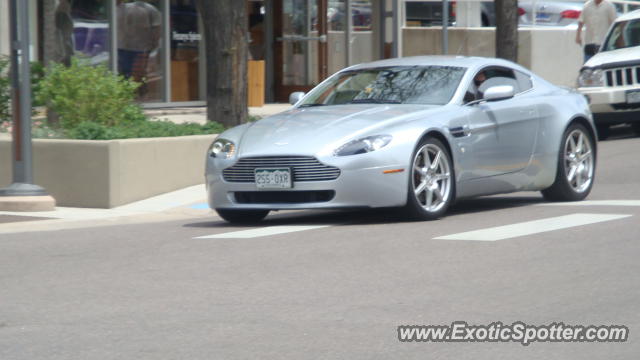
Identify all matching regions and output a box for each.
[0,0,401,106]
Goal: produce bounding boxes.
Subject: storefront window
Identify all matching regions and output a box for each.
[170,0,200,102]
[70,0,110,65]
[117,0,164,102]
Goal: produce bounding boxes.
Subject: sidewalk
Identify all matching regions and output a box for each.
[0,184,216,234]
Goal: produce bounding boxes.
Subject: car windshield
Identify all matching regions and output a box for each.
[299,65,466,106]
[602,19,640,51]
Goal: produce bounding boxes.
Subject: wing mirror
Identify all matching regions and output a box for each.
[483,85,515,101]
[289,91,305,105]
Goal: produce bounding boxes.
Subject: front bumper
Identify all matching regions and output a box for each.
[578,86,640,124]
[206,154,410,210]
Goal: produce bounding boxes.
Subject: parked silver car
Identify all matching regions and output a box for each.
[519,0,584,27]
[206,56,596,223]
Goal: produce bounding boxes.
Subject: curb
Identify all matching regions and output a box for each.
[0,196,56,212]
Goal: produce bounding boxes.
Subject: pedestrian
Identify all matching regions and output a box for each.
[575,0,617,63]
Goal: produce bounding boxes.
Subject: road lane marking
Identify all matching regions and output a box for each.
[194,225,331,239]
[434,213,632,241]
[540,200,640,207]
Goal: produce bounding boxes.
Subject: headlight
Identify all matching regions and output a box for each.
[208,138,235,159]
[578,68,604,87]
[334,135,392,156]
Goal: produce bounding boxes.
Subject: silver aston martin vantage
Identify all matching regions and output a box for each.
[205,56,596,223]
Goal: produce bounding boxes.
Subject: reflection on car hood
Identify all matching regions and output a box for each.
[585,46,640,68]
[236,104,439,157]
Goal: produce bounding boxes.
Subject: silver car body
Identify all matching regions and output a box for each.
[206,56,594,211]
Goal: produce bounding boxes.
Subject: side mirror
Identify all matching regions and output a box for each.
[289,91,305,105]
[483,85,515,102]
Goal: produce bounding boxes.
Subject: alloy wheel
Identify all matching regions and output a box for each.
[412,143,452,213]
[564,129,594,193]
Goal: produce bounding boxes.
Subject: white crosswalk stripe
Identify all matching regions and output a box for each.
[434,213,632,241]
[540,200,640,207]
[194,225,331,239]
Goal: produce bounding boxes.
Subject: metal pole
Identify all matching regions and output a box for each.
[345,0,352,67]
[0,0,47,196]
[392,0,399,57]
[442,0,449,54]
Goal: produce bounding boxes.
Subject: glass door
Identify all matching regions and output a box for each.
[274,0,328,102]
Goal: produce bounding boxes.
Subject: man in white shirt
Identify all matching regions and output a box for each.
[575,0,617,63]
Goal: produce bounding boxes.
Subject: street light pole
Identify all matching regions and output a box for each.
[442,0,449,54]
[0,0,48,197]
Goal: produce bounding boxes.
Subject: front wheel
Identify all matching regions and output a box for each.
[541,123,596,202]
[215,209,269,223]
[403,138,455,220]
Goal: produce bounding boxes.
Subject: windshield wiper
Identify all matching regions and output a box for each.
[298,103,326,107]
[348,99,402,104]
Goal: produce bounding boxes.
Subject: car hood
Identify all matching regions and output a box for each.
[235,104,440,157]
[585,46,640,68]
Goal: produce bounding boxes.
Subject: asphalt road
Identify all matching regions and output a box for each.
[1,130,639,359]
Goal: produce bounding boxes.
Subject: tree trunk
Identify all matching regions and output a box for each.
[195,0,248,127]
[495,0,518,62]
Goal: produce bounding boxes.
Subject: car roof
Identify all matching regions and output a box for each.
[345,55,524,73]
[615,9,640,22]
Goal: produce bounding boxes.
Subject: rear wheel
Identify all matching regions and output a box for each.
[215,209,269,223]
[403,138,455,220]
[541,124,595,202]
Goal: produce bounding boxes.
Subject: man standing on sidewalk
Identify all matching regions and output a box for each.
[576,0,617,63]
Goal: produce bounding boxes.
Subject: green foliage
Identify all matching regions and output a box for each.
[37,57,145,130]
[30,61,46,107]
[0,58,56,123]
[66,120,224,140]
[0,56,10,124]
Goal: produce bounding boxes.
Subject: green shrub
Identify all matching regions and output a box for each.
[0,56,9,124]
[30,61,46,107]
[37,57,145,129]
[67,120,224,140]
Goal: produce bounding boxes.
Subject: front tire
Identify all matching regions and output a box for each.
[541,123,595,202]
[403,137,455,220]
[215,209,269,223]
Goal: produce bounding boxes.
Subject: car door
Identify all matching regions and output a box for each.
[466,67,539,180]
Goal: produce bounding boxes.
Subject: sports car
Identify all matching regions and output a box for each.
[205,56,596,223]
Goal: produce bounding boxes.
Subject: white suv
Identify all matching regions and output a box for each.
[578,9,640,139]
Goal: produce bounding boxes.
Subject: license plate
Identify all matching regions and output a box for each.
[536,12,551,21]
[255,168,292,189]
[626,90,640,104]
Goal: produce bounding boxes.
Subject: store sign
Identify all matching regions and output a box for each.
[172,31,201,42]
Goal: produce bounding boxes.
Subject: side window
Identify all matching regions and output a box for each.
[468,66,519,100]
[515,71,533,93]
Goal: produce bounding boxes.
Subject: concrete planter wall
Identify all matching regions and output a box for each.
[402,27,583,88]
[0,134,217,208]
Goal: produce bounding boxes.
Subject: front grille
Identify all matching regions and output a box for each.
[605,66,640,87]
[222,156,341,183]
[234,190,335,204]
[611,102,640,110]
